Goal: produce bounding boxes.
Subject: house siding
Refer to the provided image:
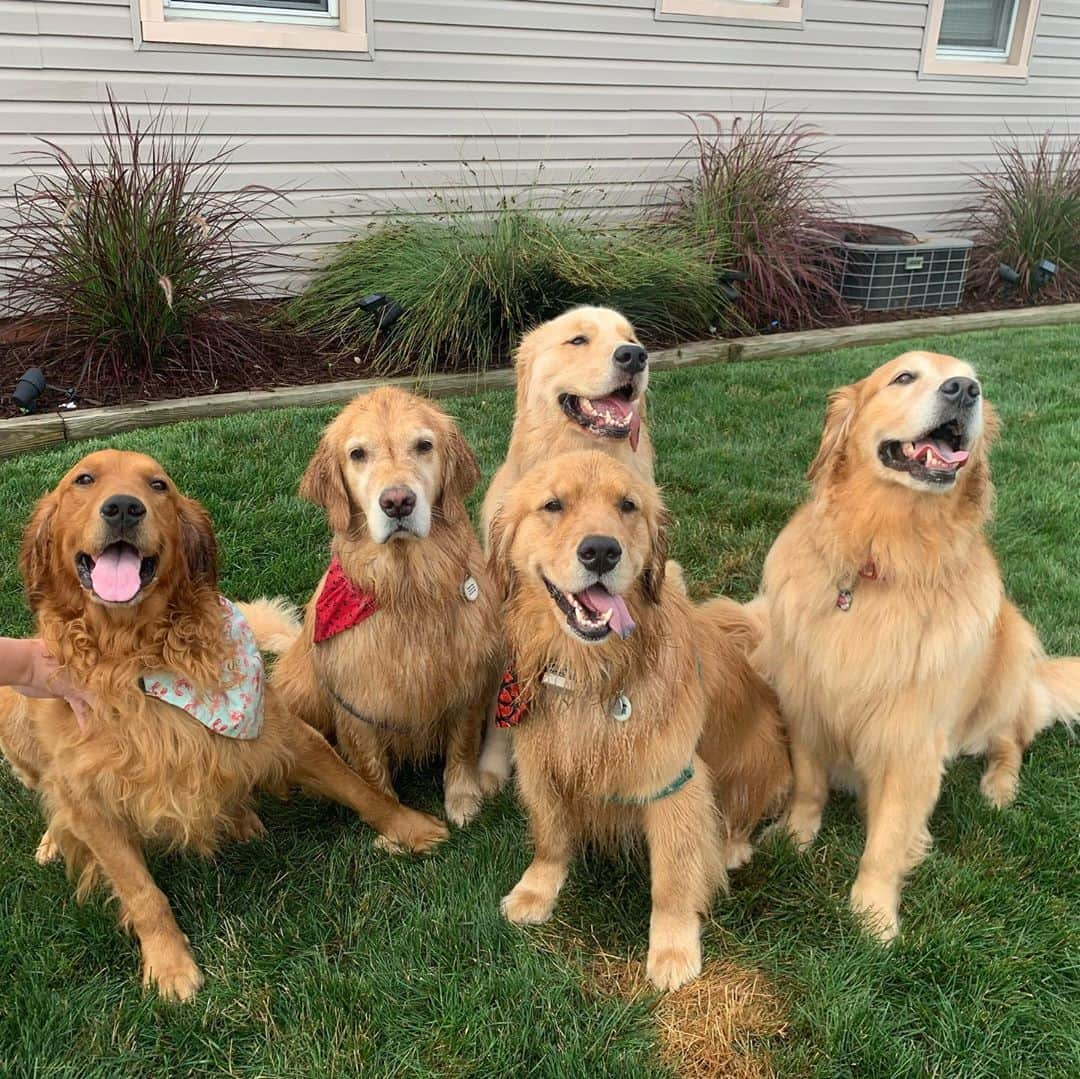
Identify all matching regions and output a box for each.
[2,0,1078,291]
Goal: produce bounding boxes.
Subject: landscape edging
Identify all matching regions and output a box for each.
[3,302,1079,459]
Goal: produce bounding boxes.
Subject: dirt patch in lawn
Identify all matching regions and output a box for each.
[588,951,788,1079]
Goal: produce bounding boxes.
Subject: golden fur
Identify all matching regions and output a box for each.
[491,451,789,990]
[479,307,655,784]
[242,387,503,827]
[0,450,447,1000]
[755,351,1080,941]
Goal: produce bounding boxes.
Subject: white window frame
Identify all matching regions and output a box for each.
[164,0,340,30]
[136,0,368,53]
[921,0,1042,80]
[655,0,804,29]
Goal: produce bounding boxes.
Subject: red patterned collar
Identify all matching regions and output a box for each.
[494,666,528,728]
[313,556,378,643]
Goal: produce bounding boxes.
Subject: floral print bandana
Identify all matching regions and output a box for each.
[142,597,264,739]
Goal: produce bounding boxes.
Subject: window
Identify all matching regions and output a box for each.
[136,0,368,53]
[655,0,803,27]
[921,0,1041,79]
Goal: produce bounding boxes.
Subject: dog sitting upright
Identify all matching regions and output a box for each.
[479,307,654,785]
[244,387,502,826]
[0,450,447,1000]
[489,451,789,990]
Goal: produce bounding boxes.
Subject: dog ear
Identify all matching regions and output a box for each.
[19,493,58,612]
[440,424,481,508]
[512,323,541,413]
[299,437,352,534]
[641,505,670,605]
[178,497,219,588]
[486,505,519,601]
[807,383,859,484]
[980,400,1001,448]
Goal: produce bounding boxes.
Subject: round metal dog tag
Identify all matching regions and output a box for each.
[610,694,632,722]
[461,575,480,602]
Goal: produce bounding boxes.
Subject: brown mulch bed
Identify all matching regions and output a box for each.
[0,294,1038,421]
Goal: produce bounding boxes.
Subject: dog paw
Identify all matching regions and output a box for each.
[646,942,702,992]
[142,939,204,1002]
[724,839,754,871]
[765,812,820,851]
[478,768,507,797]
[980,767,1018,809]
[34,830,60,866]
[500,886,556,925]
[850,879,900,944]
[231,809,267,843]
[374,810,449,855]
[444,782,484,828]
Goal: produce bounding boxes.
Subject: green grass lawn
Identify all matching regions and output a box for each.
[1,324,1078,1078]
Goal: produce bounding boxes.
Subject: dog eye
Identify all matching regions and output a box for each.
[415,439,434,454]
[542,498,563,513]
[349,447,367,462]
[891,371,917,386]
[620,497,637,513]
[567,335,588,347]
[148,479,168,492]
[73,473,94,486]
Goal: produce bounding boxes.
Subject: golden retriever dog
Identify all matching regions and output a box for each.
[489,451,789,990]
[754,351,1080,942]
[479,306,655,784]
[0,450,447,1000]
[242,387,503,827]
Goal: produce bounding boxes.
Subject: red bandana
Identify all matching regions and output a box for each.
[494,666,528,728]
[313,556,378,643]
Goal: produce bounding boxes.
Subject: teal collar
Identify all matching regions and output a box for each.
[605,761,695,806]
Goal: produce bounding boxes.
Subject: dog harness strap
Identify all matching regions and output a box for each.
[319,675,412,737]
[313,556,378,643]
[142,598,265,739]
[605,761,695,806]
[495,665,528,728]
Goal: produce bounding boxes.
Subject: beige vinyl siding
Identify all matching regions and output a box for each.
[2,0,1078,294]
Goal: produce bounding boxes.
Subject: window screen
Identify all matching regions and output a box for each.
[938,0,1017,55]
[173,0,330,10]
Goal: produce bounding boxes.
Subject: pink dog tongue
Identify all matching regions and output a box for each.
[579,585,635,639]
[90,544,142,602]
[911,438,969,468]
[628,406,641,452]
[587,394,641,452]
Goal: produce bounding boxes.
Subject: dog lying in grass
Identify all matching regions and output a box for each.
[0,450,447,1001]
[242,387,502,827]
[479,306,655,786]
[754,351,1080,942]
[489,451,789,990]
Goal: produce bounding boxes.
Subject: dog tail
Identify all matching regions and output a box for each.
[237,597,302,654]
[1034,657,1080,732]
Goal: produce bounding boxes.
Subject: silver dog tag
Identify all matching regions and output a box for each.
[610,694,632,722]
[461,575,480,602]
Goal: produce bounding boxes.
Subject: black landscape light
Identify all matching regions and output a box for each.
[10,367,100,414]
[997,263,1022,287]
[717,267,750,304]
[1031,259,1058,292]
[359,293,405,333]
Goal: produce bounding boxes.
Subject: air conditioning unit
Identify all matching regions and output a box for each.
[829,225,973,311]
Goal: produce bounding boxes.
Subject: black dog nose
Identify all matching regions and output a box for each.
[939,377,981,407]
[577,534,622,575]
[100,495,146,525]
[612,344,648,375]
[379,486,416,519]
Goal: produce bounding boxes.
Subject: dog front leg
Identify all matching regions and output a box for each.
[64,802,203,1001]
[443,692,489,827]
[501,777,573,925]
[642,763,726,991]
[850,753,943,943]
[775,737,830,848]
